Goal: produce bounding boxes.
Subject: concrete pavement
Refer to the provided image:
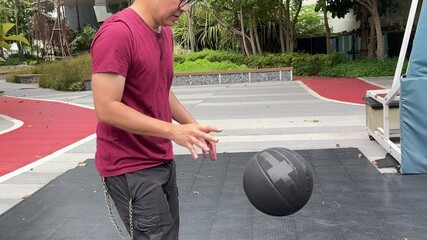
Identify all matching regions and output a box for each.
[0,77,390,216]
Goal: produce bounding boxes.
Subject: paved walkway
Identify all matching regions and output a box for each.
[1,77,413,239]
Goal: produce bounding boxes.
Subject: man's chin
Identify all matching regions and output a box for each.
[165,20,178,27]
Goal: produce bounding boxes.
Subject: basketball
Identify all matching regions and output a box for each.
[243,148,313,216]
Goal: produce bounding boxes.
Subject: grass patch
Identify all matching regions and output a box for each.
[174,59,248,73]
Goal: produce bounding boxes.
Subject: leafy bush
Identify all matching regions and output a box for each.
[184,49,217,62]
[174,54,186,64]
[0,53,40,66]
[175,50,248,66]
[70,25,98,53]
[246,53,297,69]
[37,54,91,90]
[176,50,402,77]
[318,58,405,77]
[0,55,22,66]
[174,59,248,73]
[204,51,247,66]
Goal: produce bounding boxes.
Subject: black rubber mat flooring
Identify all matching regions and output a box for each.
[1,148,427,240]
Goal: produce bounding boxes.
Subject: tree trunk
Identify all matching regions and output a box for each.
[371,1,384,60]
[284,0,292,52]
[14,3,23,62]
[187,6,197,52]
[279,2,286,53]
[252,12,262,54]
[322,0,331,54]
[249,13,257,55]
[368,17,375,60]
[356,0,384,60]
[239,4,250,56]
[360,7,369,58]
[288,0,302,53]
[75,0,81,32]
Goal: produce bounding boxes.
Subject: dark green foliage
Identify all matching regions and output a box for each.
[246,53,296,69]
[174,59,248,73]
[178,50,352,76]
[0,53,39,66]
[318,58,406,77]
[70,25,98,53]
[36,54,91,91]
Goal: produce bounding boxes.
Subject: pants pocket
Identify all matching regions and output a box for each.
[134,212,161,233]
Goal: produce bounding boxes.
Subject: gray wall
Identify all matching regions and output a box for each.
[64,2,99,32]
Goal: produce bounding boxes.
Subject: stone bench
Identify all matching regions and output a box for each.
[14,74,42,84]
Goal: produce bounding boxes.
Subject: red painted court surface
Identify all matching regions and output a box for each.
[0,96,97,177]
[297,77,383,104]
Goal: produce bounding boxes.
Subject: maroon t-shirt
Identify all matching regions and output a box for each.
[91,8,174,177]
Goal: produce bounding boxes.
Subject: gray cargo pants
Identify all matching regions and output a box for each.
[104,161,179,240]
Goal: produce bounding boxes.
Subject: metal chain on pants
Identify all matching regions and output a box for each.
[101,177,134,240]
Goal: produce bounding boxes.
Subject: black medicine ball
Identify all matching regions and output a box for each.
[243,148,313,216]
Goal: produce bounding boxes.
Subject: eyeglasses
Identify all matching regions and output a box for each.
[178,0,197,8]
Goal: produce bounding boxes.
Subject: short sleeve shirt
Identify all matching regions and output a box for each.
[91,8,174,177]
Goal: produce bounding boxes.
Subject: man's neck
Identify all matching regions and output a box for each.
[130,3,161,33]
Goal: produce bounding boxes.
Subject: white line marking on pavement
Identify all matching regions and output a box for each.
[0,134,96,183]
[0,114,23,135]
[218,132,367,143]
[198,99,321,107]
[198,116,364,129]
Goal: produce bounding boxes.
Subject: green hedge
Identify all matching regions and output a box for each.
[37,54,91,91]
[176,50,350,76]
[174,59,248,73]
[318,58,407,77]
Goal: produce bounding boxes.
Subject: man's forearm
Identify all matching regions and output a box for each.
[97,100,175,139]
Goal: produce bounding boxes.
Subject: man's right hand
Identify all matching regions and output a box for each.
[170,124,221,160]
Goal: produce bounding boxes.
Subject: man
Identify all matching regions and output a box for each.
[90,0,221,239]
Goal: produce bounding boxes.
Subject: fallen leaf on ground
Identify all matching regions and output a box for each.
[77,162,87,167]
[193,191,200,195]
[304,119,319,122]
